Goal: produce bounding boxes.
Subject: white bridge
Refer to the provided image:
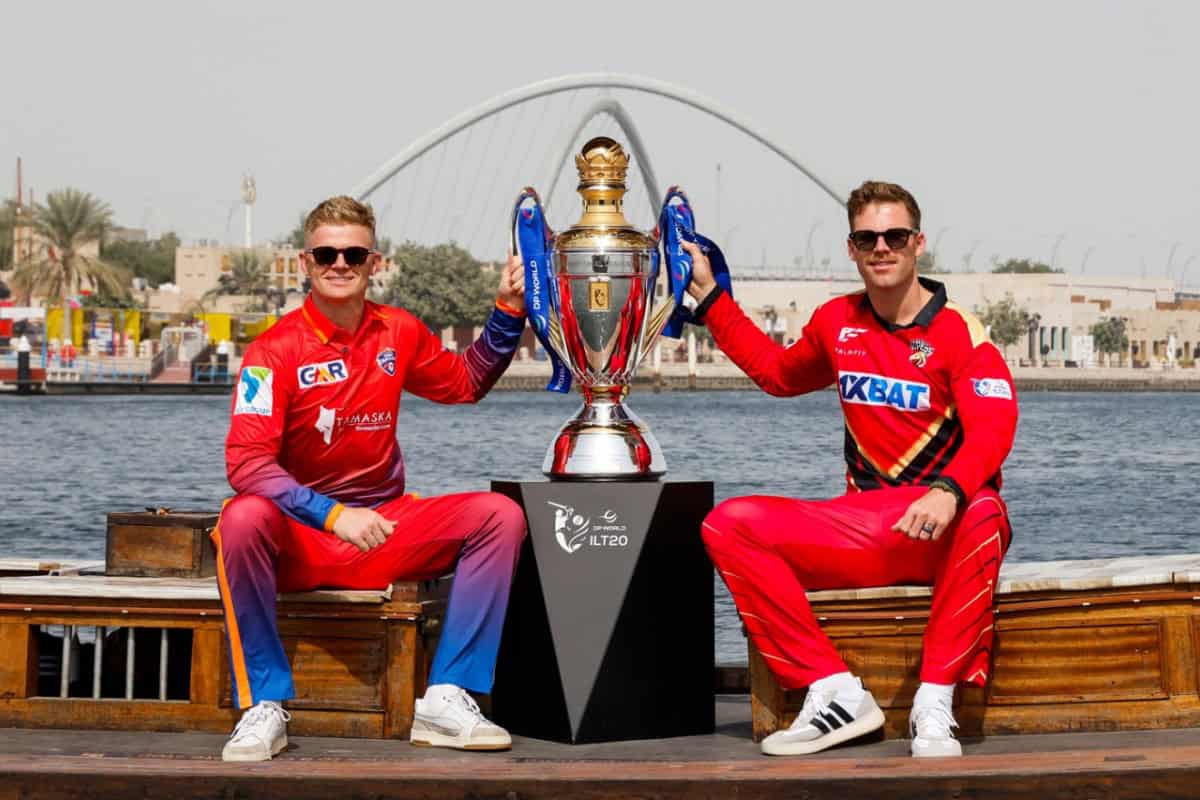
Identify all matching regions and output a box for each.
[349,73,849,278]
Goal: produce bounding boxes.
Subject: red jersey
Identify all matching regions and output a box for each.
[225,295,524,531]
[702,278,1018,502]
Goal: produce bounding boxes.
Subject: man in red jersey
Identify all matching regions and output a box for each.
[216,196,528,760]
[682,181,1018,758]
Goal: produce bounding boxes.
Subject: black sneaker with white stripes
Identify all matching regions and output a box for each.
[760,679,885,756]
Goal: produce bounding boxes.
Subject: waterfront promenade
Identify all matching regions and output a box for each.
[494,359,1200,392]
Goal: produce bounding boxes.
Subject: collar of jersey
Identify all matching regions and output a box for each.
[301,294,391,345]
[860,277,947,332]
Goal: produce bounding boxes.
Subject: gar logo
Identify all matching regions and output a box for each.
[909,338,935,368]
[971,378,1013,400]
[234,366,273,416]
[548,502,629,555]
[838,326,868,343]
[838,370,931,412]
[297,359,348,389]
[376,348,396,376]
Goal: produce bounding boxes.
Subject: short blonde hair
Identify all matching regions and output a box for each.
[304,196,376,242]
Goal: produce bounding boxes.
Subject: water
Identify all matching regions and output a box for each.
[2,391,1198,663]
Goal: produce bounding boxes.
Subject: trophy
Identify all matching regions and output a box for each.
[513,137,676,481]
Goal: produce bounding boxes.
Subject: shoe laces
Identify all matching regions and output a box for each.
[911,698,956,739]
[440,687,485,721]
[231,701,291,742]
[794,688,836,730]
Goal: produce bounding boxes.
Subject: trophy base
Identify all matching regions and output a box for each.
[542,400,667,481]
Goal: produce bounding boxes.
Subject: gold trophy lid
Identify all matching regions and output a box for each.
[575,136,629,189]
[559,136,653,251]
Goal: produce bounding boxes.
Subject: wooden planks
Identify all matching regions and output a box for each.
[106,512,219,578]
[0,578,447,740]
[752,577,1200,742]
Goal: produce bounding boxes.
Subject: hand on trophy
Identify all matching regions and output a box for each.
[680,241,717,301]
[496,252,526,315]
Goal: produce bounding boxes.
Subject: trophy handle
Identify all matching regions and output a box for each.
[636,295,677,368]
[511,188,573,369]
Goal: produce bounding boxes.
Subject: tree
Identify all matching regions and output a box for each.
[276,214,306,250]
[917,251,952,274]
[0,200,17,269]
[1090,317,1128,366]
[205,250,272,311]
[102,232,180,288]
[377,242,494,330]
[977,293,1031,358]
[992,258,1061,274]
[9,188,128,344]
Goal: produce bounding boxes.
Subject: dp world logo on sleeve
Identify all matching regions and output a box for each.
[548,502,628,554]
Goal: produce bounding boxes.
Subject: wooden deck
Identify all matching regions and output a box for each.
[0,696,1198,799]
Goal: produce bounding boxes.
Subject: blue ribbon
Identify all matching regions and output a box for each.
[657,187,733,339]
[512,189,572,393]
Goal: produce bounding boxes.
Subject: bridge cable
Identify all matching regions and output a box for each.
[416,130,450,244]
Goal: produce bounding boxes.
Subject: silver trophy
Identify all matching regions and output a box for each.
[515,137,676,480]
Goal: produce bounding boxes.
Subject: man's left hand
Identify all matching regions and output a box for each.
[496,252,526,314]
[892,488,959,541]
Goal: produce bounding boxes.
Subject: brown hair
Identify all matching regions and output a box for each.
[846,181,921,231]
[304,196,376,242]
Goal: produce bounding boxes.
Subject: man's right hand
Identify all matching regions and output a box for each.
[331,507,396,552]
[680,241,717,301]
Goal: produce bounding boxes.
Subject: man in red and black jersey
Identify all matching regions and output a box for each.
[683,181,1018,758]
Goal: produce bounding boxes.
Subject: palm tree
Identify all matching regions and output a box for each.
[205,249,271,311]
[10,188,128,344]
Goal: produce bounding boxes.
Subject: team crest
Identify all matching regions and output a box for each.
[909,338,935,368]
[377,348,396,376]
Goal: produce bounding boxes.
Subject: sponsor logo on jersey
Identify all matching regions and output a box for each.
[315,405,336,444]
[838,326,868,343]
[548,502,629,554]
[376,348,396,376]
[234,367,274,416]
[338,409,394,432]
[837,370,931,412]
[971,378,1013,400]
[909,338,935,368]
[297,359,348,389]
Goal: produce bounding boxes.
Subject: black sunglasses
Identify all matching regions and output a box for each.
[848,228,919,252]
[305,246,374,267]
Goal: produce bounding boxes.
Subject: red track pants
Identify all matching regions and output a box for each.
[702,485,1011,689]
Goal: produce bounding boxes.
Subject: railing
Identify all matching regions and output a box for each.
[41,624,191,701]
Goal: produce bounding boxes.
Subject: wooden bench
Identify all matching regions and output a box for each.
[750,554,1200,741]
[0,575,446,739]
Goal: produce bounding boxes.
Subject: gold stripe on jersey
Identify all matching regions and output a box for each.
[845,421,892,480]
[944,301,991,348]
[887,404,957,480]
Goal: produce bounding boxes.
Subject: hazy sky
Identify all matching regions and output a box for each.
[3,1,1198,283]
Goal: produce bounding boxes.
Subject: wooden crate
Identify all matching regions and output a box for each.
[750,554,1200,741]
[106,511,219,578]
[0,575,447,739]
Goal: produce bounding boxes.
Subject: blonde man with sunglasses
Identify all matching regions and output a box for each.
[683,181,1018,758]
[215,196,528,760]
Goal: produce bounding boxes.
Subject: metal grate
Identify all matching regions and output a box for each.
[37,625,192,701]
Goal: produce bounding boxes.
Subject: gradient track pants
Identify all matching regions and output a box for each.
[701,485,1011,690]
[212,491,526,709]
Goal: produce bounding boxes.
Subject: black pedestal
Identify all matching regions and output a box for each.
[491,479,714,744]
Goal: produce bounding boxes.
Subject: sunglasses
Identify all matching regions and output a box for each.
[848,228,919,253]
[305,246,374,267]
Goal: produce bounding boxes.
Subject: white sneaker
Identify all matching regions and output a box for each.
[410,684,511,751]
[222,700,291,762]
[910,695,962,757]
[761,678,885,756]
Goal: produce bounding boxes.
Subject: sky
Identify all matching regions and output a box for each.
[3,1,1198,284]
